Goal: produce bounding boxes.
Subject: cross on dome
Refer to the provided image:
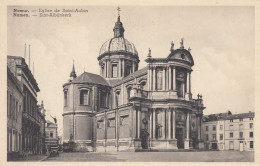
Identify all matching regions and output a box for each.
[117,6,121,17]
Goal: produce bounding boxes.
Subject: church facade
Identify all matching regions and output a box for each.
[62,13,205,152]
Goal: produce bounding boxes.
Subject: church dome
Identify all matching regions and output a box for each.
[98,16,139,60]
[99,37,138,57]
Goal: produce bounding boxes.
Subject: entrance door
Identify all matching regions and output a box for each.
[229,141,234,150]
[176,128,184,149]
[239,141,244,151]
[212,143,217,150]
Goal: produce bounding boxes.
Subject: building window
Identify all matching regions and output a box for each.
[108,118,115,127]
[50,131,54,138]
[250,118,253,120]
[213,134,216,140]
[126,65,132,76]
[156,69,163,90]
[100,91,108,108]
[176,81,184,98]
[213,125,216,131]
[250,123,253,129]
[230,119,233,122]
[250,141,254,149]
[239,124,243,130]
[206,126,208,131]
[220,134,223,140]
[250,132,253,138]
[112,64,118,78]
[229,125,233,130]
[115,91,120,107]
[157,124,163,138]
[127,87,132,103]
[239,132,243,139]
[80,90,89,105]
[206,134,209,141]
[120,115,129,126]
[15,101,18,121]
[97,120,104,129]
[101,63,105,76]
[230,132,233,138]
[64,91,68,107]
[220,125,223,130]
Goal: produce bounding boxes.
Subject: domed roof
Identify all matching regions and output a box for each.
[99,37,138,57]
[98,15,139,60]
[167,49,194,66]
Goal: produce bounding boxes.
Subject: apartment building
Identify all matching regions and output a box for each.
[202,111,254,151]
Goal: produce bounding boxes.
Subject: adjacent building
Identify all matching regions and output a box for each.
[202,111,254,151]
[38,101,46,153]
[45,120,58,151]
[63,12,205,152]
[7,56,45,157]
[224,112,254,151]
[7,66,23,159]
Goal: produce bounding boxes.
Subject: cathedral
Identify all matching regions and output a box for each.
[62,10,205,152]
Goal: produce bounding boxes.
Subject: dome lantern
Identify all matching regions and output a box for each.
[98,7,140,80]
[113,16,125,38]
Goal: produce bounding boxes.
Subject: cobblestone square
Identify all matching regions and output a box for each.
[45,151,254,162]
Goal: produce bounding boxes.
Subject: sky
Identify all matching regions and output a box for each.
[7,6,254,136]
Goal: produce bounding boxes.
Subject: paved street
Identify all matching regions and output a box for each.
[45,151,254,162]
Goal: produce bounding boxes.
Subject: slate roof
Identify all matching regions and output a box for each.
[203,112,231,122]
[203,111,254,122]
[72,72,110,86]
[110,66,148,87]
[225,112,254,120]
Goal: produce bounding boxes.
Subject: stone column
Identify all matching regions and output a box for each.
[108,60,112,78]
[118,59,121,77]
[184,112,190,149]
[153,109,156,139]
[162,110,166,139]
[187,72,190,93]
[197,117,201,140]
[167,109,171,139]
[172,110,176,139]
[115,109,118,149]
[105,60,108,78]
[186,112,190,139]
[150,68,152,91]
[153,67,156,91]
[122,59,125,77]
[137,110,141,139]
[189,71,191,94]
[163,68,166,91]
[149,110,152,139]
[147,68,150,91]
[168,66,172,90]
[121,83,124,105]
[182,83,185,97]
[132,62,135,73]
[132,109,136,139]
[173,67,176,90]
[166,67,169,90]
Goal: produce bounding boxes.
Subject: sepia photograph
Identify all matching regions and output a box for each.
[2,1,259,164]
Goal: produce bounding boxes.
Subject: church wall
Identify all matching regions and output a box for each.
[96,114,105,140]
[106,112,116,139]
[75,115,92,140]
[119,109,130,138]
[63,115,73,142]
[63,84,71,112]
